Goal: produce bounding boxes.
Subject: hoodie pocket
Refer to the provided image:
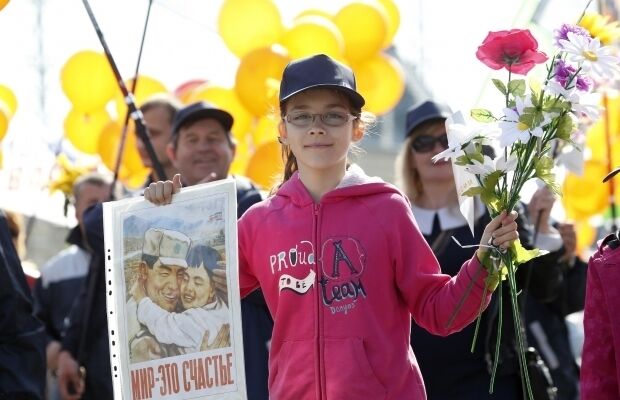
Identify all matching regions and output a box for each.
[269,339,316,400]
[324,337,387,399]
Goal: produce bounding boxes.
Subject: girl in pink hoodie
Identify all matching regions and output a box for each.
[145,54,519,400]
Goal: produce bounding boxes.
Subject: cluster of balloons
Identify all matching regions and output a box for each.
[205,0,403,188]
[562,94,620,255]
[59,0,404,190]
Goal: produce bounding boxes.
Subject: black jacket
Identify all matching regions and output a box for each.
[0,210,46,400]
[410,204,564,400]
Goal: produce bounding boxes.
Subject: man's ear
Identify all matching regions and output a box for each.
[166,143,178,167]
[139,262,148,280]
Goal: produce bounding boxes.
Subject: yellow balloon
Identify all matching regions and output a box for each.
[114,75,168,120]
[353,52,405,115]
[333,1,388,63]
[61,51,117,112]
[575,220,596,258]
[562,160,613,220]
[65,108,111,155]
[218,0,284,58]
[97,121,149,189]
[281,16,344,61]
[229,138,251,175]
[0,84,18,118]
[186,85,253,142]
[376,0,400,47]
[235,46,290,116]
[252,114,280,147]
[0,0,9,12]
[294,9,333,21]
[245,140,283,190]
[0,102,9,142]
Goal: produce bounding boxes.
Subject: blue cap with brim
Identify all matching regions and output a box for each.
[405,100,452,137]
[172,101,234,135]
[279,54,365,109]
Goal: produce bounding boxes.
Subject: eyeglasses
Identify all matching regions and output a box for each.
[284,111,357,128]
[411,133,449,153]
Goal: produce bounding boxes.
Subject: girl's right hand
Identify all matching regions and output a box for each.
[144,173,182,205]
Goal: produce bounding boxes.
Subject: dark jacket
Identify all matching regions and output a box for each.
[525,256,587,400]
[0,210,46,400]
[410,204,564,400]
[32,226,90,346]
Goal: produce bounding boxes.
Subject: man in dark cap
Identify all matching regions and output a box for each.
[164,102,272,399]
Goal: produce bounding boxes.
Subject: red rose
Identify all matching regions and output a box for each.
[476,29,548,75]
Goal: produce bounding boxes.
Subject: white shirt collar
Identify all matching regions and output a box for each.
[411,198,487,235]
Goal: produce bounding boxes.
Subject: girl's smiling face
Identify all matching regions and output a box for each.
[180,264,214,309]
[279,89,363,178]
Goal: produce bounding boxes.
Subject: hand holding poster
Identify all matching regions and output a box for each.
[103,179,246,400]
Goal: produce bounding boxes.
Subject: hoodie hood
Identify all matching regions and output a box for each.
[276,164,401,207]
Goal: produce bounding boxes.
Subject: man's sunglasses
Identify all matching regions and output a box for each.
[410,134,449,153]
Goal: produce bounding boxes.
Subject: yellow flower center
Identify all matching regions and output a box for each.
[583,50,598,61]
[517,121,529,131]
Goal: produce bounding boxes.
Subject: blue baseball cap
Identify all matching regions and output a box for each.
[405,100,452,137]
[279,54,365,109]
[172,101,234,135]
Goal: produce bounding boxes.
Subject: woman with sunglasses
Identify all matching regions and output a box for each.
[394,100,565,399]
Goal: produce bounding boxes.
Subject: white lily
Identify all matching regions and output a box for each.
[432,120,500,163]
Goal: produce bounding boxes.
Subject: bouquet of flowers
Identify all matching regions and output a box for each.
[434,12,620,399]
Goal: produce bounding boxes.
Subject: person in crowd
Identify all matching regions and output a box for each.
[580,165,620,400]
[525,219,587,400]
[394,99,565,399]
[135,94,180,187]
[58,100,271,400]
[0,208,46,399]
[144,54,520,399]
[4,210,39,288]
[32,172,110,400]
[167,100,272,399]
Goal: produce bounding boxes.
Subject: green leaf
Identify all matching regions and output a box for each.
[508,79,526,97]
[492,79,507,95]
[483,170,503,191]
[468,151,484,164]
[534,156,560,194]
[556,114,573,140]
[471,108,496,123]
[455,155,471,166]
[509,238,547,266]
[462,186,485,197]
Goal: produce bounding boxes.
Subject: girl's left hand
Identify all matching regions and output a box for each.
[477,210,519,260]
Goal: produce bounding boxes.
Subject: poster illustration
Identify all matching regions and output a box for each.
[103,179,246,400]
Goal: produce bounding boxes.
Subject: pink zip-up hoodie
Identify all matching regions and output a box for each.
[580,235,620,399]
[238,166,492,400]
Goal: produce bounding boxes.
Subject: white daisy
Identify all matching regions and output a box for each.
[560,32,620,79]
[432,121,499,163]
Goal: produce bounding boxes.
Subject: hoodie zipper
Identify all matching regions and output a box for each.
[313,202,325,400]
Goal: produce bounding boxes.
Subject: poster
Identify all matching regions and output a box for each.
[103,179,246,400]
